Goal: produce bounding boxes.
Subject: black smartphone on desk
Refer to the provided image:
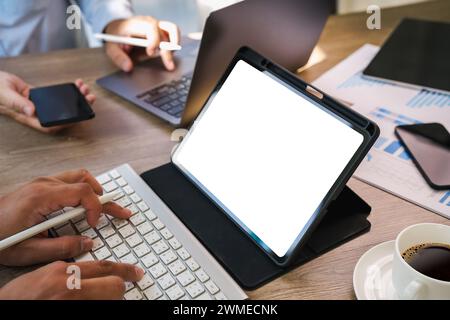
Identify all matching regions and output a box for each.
[395,123,450,190]
[30,83,95,127]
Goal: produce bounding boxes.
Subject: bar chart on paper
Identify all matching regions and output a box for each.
[313,44,450,218]
[440,191,450,207]
[407,89,450,108]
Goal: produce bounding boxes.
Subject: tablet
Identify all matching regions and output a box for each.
[363,18,450,92]
[172,47,378,266]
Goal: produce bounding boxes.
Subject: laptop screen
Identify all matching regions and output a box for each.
[172,60,364,259]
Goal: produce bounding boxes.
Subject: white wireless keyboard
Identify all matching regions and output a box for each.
[51,165,247,300]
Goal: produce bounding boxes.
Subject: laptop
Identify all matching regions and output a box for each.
[96,0,333,127]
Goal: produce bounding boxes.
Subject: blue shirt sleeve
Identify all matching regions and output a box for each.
[77,0,134,33]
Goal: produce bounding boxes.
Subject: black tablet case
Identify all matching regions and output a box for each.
[141,163,371,290]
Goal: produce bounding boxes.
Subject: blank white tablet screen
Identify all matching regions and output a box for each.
[173,60,364,257]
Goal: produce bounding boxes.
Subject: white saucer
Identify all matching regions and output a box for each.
[353,240,399,300]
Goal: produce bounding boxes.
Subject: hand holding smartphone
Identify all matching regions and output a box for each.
[30,83,95,127]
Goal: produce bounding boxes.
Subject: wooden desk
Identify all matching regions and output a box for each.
[1,0,449,299]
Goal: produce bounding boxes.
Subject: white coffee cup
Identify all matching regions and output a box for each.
[392,223,450,299]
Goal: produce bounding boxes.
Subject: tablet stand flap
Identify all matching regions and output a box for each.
[141,163,371,290]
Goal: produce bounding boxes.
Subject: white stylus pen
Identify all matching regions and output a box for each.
[94,33,182,51]
[0,191,119,252]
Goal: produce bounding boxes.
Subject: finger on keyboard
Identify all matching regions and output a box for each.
[75,260,144,282]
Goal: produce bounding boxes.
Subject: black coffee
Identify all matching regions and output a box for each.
[402,243,450,282]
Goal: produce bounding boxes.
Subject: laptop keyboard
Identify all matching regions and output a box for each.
[137,76,192,119]
[52,169,227,300]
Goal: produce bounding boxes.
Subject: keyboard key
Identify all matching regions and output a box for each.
[143,209,156,220]
[123,185,134,195]
[128,204,139,215]
[105,255,117,263]
[133,242,151,258]
[130,194,141,203]
[144,231,161,245]
[136,274,154,290]
[92,237,104,251]
[160,228,173,240]
[96,215,109,229]
[195,269,210,283]
[124,288,142,300]
[152,240,169,255]
[113,191,125,201]
[205,280,220,295]
[125,233,143,247]
[116,197,131,208]
[109,170,120,179]
[99,225,115,238]
[166,284,185,300]
[214,292,227,300]
[136,262,147,273]
[81,228,97,239]
[141,252,159,268]
[137,221,153,235]
[186,258,200,271]
[105,234,122,248]
[94,247,111,260]
[113,243,130,258]
[170,100,180,107]
[120,253,138,265]
[56,224,76,236]
[186,281,205,298]
[168,260,186,275]
[177,270,196,287]
[156,86,170,94]
[149,263,167,279]
[129,213,146,226]
[168,106,184,116]
[70,212,84,223]
[152,96,171,107]
[160,250,177,265]
[169,238,182,250]
[74,252,94,262]
[125,282,134,291]
[74,219,90,232]
[144,285,163,300]
[118,224,135,238]
[111,218,128,229]
[116,177,127,187]
[152,218,165,230]
[177,248,191,260]
[137,202,149,212]
[96,174,111,185]
[158,273,176,290]
[103,181,118,193]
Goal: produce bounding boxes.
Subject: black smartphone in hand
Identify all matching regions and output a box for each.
[30,83,95,127]
[395,123,450,190]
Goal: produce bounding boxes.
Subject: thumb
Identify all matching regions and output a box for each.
[105,43,133,72]
[10,91,35,116]
[0,236,93,266]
